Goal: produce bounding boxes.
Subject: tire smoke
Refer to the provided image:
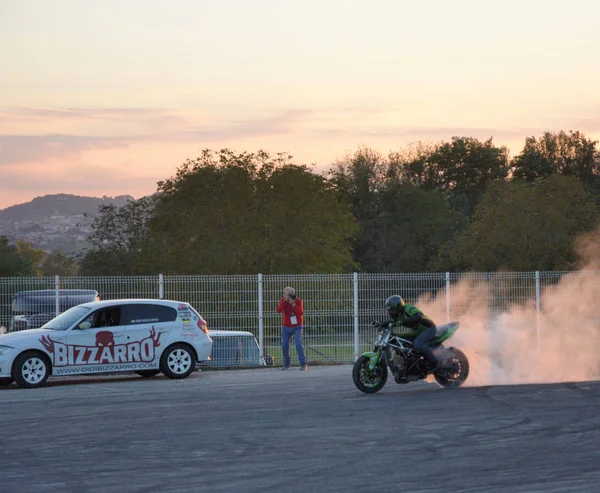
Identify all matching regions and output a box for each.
[420,227,600,386]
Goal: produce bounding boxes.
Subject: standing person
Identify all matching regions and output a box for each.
[277,287,307,370]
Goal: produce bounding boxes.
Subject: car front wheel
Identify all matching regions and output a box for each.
[160,344,196,380]
[12,351,51,389]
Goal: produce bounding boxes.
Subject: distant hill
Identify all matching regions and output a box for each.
[0,194,135,221]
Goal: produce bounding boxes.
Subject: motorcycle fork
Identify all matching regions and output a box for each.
[366,349,386,371]
[387,347,401,371]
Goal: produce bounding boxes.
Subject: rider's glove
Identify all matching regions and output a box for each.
[374,321,392,329]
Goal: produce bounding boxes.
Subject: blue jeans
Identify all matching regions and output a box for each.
[413,326,438,365]
[281,326,306,366]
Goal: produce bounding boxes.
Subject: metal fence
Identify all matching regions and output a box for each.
[1,271,599,367]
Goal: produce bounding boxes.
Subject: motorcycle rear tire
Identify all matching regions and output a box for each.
[352,355,388,394]
[433,347,469,388]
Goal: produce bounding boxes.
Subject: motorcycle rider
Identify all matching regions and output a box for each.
[380,295,441,372]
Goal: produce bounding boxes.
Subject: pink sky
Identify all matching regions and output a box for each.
[1,0,599,210]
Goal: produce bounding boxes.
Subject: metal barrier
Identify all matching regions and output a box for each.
[1,271,599,366]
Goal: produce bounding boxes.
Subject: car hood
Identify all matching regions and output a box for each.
[0,328,57,346]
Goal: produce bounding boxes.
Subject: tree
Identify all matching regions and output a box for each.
[387,141,438,188]
[78,195,157,275]
[389,137,510,216]
[363,183,469,272]
[325,147,388,270]
[15,239,45,276]
[144,149,358,274]
[432,175,600,271]
[326,147,388,220]
[511,131,600,193]
[0,236,32,276]
[326,146,470,272]
[255,164,358,273]
[41,250,79,276]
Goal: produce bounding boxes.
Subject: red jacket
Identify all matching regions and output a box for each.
[277,298,304,328]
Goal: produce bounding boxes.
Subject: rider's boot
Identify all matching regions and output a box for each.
[426,358,439,373]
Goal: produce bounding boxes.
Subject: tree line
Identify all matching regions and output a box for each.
[2,130,599,277]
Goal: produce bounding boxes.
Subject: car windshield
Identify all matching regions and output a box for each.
[40,306,92,331]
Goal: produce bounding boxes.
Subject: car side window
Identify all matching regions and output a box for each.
[121,304,177,325]
[81,307,122,329]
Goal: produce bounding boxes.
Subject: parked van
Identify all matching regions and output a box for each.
[10,289,100,333]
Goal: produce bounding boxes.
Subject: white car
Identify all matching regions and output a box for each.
[0,299,213,389]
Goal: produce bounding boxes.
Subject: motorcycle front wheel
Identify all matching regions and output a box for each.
[352,355,388,394]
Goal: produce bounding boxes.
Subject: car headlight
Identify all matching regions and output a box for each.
[0,345,13,356]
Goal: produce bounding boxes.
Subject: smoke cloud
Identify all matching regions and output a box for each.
[420,225,600,386]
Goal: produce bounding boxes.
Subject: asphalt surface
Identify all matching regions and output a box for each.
[1,366,600,493]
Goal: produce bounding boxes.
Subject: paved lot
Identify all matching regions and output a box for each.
[1,365,600,493]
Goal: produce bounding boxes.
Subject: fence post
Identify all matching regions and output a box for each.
[535,271,541,348]
[55,275,60,316]
[258,273,264,361]
[445,272,450,324]
[353,272,359,361]
[159,274,164,299]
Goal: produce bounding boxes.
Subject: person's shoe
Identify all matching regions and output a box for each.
[281,365,291,371]
[300,364,308,371]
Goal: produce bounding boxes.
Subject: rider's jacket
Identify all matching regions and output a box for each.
[389,304,436,337]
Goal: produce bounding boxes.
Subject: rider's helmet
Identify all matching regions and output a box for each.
[385,295,405,319]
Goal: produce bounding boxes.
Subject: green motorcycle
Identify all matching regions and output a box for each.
[352,321,470,393]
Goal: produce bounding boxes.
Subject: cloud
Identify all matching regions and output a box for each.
[171,109,312,141]
[0,134,134,166]
[313,125,547,140]
[3,105,598,168]
[0,123,536,168]
[563,118,600,135]
[0,160,160,197]
[1,107,175,164]
[2,106,172,122]
[0,106,317,166]
[307,124,600,157]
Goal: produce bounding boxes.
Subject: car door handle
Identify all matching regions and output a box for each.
[113,333,124,337]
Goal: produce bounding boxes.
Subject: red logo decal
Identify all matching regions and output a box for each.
[40,328,163,367]
[95,331,115,347]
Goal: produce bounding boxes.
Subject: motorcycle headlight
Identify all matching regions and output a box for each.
[0,345,13,356]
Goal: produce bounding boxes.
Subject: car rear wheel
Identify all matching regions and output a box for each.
[12,351,50,389]
[160,344,195,380]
